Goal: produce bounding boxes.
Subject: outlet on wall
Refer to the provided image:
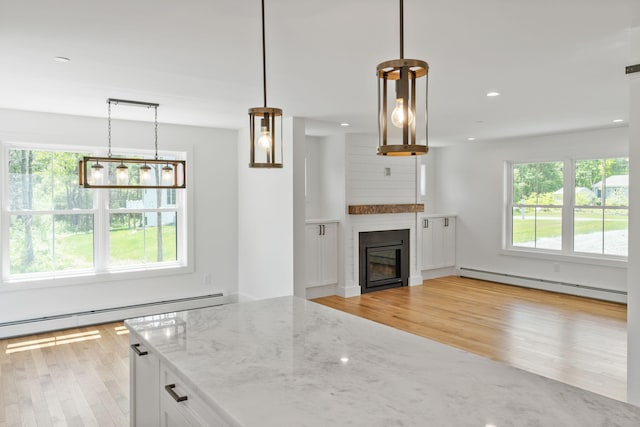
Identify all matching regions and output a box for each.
[384,167,391,177]
[553,263,560,273]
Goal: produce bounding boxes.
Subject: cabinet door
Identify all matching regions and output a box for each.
[421,217,436,269]
[319,223,338,285]
[130,340,160,427]
[421,217,455,270]
[305,224,322,287]
[442,217,456,267]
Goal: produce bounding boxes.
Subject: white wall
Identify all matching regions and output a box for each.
[346,134,420,205]
[435,126,629,294]
[626,6,640,405]
[237,117,305,300]
[305,136,323,219]
[0,108,239,324]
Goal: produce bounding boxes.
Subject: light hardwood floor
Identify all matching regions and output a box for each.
[313,276,627,402]
[0,322,130,427]
[0,277,628,426]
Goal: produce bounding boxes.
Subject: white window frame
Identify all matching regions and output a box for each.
[503,158,628,266]
[0,141,192,289]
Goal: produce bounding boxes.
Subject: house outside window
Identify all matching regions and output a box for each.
[2,144,186,281]
[507,158,628,258]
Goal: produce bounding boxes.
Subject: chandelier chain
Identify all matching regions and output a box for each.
[154,105,158,160]
[108,101,112,158]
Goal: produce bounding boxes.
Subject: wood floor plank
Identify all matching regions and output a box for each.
[313,276,627,402]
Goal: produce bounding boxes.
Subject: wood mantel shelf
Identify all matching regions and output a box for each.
[348,204,424,215]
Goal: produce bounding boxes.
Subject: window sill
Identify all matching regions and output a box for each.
[0,263,193,293]
[499,248,627,268]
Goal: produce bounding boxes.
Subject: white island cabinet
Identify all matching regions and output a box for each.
[126,297,640,427]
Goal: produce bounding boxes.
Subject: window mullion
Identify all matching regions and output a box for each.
[95,189,109,273]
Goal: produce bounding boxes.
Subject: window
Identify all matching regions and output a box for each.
[511,161,563,250]
[507,158,628,258]
[574,158,628,256]
[3,144,186,281]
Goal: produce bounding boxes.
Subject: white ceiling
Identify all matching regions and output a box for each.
[0,0,636,145]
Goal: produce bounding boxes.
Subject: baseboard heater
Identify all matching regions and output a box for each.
[0,293,226,339]
[458,268,626,303]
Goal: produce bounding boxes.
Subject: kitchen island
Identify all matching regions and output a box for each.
[125,296,640,426]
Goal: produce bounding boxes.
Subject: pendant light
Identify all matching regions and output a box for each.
[78,99,186,189]
[248,0,283,168]
[377,0,429,156]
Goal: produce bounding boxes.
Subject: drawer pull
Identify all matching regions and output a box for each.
[131,343,148,356]
[165,384,188,402]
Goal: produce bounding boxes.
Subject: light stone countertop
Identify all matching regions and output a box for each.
[125,296,640,427]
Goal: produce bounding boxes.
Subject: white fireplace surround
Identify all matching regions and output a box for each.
[339,212,423,297]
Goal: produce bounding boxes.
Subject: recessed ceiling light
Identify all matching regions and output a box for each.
[486,91,500,97]
[53,56,71,63]
[613,119,624,123]
[340,123,350,127]
[467,137,476,141]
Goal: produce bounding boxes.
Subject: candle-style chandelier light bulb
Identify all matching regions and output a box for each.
[116,162,129,185]
[140,163,152,185]
[161,163,174,186]
[91,161,104,184]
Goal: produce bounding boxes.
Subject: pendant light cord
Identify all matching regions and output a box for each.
[399,0,404,59]
[262,0,267,107]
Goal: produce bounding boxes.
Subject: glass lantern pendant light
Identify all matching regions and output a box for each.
[377,0,429,156]
[248,0,283,168]
[79,99,186,189]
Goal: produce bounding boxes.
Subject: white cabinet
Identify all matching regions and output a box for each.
[305,221,338,288]
[130,335,231,427]
[421,216,456,270]
[129,340,160,427]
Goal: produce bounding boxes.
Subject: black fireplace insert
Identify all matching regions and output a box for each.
[359,229,409,293]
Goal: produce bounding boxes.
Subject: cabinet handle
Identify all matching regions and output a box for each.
[424,219,429,228]
[318,225,322,236]
[131,343,148,356]
[165,384,188,402]
[444,218,449,227]
[322,224,325,235]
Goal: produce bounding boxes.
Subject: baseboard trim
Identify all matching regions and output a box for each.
[0,293,229,339]
[458,267,626,303]
[305,284,338,299]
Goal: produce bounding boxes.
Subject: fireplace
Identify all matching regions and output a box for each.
[359,229,409,293]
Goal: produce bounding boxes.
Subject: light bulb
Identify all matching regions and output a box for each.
[116,163,129,186]
[162,164,174,186]
[140,164,152,185]
[390,98,414,128]
[91,162,104,185]
[258,126,271,150]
